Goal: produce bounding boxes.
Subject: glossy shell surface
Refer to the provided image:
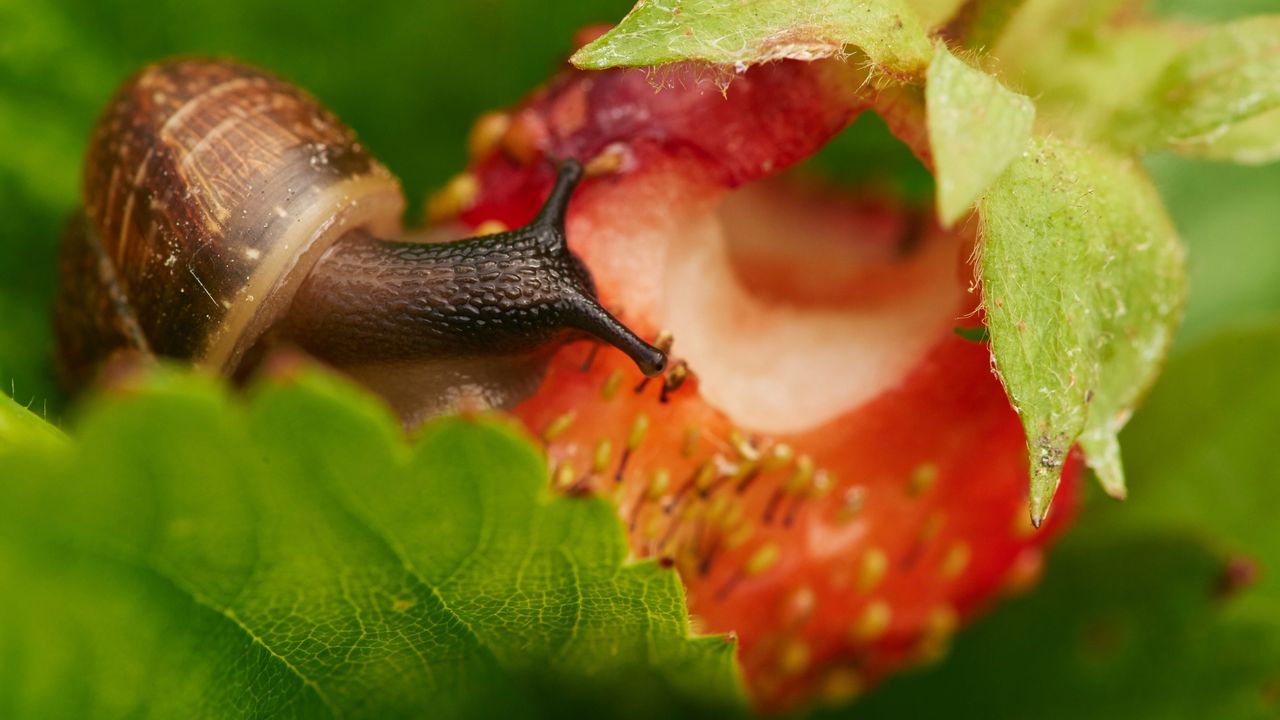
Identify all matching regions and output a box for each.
[56,60,403,389]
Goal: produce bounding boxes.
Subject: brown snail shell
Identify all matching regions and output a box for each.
[54,60,402,392]
[53,59,665,419]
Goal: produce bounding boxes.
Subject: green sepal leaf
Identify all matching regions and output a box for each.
[1173,108,1280,164]
[999,20,1187,146]
[979,137,1186,522]
[0,392,62,452]
[0,370,743,718]
[1148,16,1280,161]
[571,0,933,77]
[990,8,1280,161]
[925,44,1034,225]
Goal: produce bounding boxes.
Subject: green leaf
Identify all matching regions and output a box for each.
[993,6,1280,161]
[1154,0,1279,21]
[571,0,933,76]
[925,44,1034,225]
[953,325,991,343]
[0,370,743,718]
[938,0,1029,50]
[1114,323,1280,610]
[837,533,1280,720]
[906,0,968,30]
[1148,16,1280,160]
[0,392,61,452]
[979,137,1186,521]
[801,111,937,202]
[1173,107,1280,164]
[835,324,1280,720]
[995,0,1156,71]
[1000,20,1188,146]
[1145,154,1280,347]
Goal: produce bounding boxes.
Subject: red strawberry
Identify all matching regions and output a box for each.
[438,48,1081,711]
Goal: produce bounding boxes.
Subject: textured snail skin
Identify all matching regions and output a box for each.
[284,161,666,373]
[54,59,664,421]
[278,161,666,421]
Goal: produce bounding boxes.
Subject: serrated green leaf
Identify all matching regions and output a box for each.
[1149,15,1280,159]
[980,137,1186,521]
[0,370,743,719]
[925,44,1034,225]
[571,0,933,76]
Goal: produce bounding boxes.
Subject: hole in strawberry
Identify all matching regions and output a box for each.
[560,123,971,435]
[663,176,969,434]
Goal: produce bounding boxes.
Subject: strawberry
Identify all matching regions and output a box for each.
[437,47,1081,711]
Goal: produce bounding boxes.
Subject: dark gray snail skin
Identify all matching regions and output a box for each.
[54,59,665,424]
[276,160,668,422]
[283,160,666,372]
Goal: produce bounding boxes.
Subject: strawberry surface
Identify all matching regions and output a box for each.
[442,52,1081,711]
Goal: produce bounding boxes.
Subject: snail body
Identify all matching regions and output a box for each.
[55,60,664,422]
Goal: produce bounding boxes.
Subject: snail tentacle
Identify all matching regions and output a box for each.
[280,159,667,377]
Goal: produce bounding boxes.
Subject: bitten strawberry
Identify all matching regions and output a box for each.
[437,47,1081,711]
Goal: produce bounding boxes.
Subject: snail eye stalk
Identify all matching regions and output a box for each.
[281,158,667,377]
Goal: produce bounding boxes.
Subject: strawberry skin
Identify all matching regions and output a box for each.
[515,336,1079,710]
[440,52,1081,711]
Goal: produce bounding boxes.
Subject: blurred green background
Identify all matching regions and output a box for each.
[1,0,1278,717]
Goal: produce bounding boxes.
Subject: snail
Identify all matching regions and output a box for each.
[53,59,666,423]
